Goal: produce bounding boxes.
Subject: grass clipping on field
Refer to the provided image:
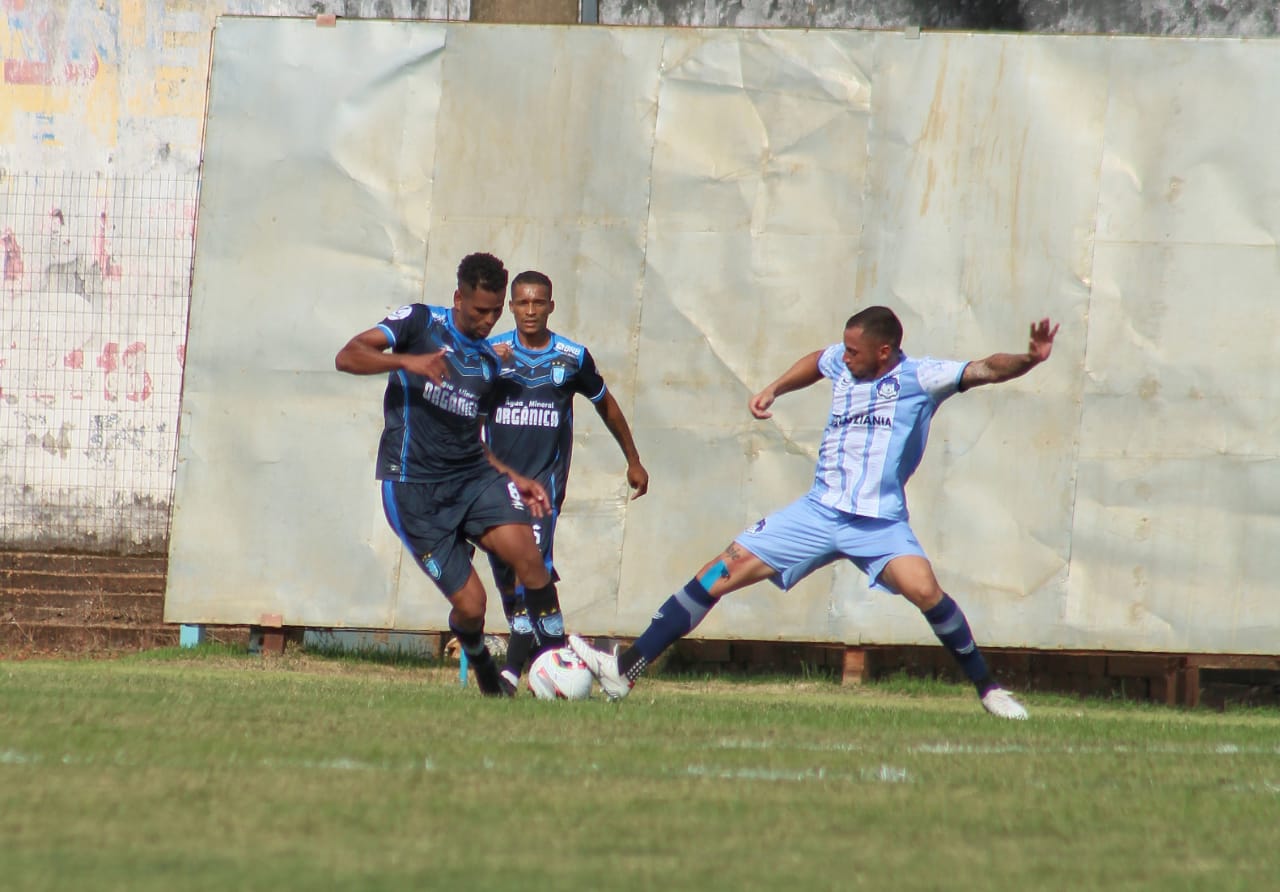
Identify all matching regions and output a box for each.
[0,648,1277,892]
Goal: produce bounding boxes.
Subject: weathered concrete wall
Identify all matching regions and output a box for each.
[3,0,1276,558]
[0,1,467,554]
[600,0,1280,36]
[167,21,1280,656]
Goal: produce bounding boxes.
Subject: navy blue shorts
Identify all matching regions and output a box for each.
[486,471,561,595]
[381,466,532,597]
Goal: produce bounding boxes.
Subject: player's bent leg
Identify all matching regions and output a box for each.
[478,523,551,589]
[478,523,565,664]
[570,544,777,701]
[880,556,1027,720]
[445,571,508,698]
[487,553,535,693]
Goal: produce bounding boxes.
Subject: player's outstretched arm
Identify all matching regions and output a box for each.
[335,328,449,384]
[959,318,1059,391]
[749,350,824,419]
[593,392,649,499]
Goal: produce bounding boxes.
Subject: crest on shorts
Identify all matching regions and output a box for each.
[551,364,567,386]
[424,556,442,580]
[876,377,900,399]
[746,518,767,535]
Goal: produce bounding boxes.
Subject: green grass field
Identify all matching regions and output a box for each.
[1,647,1277,892]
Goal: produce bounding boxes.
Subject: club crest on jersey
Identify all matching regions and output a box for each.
[551,364,567,386]
[877,377,900,399]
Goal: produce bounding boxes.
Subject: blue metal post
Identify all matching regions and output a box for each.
[179,624,206,648]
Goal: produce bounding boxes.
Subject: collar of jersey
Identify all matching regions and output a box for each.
[851,351,905,384]
[510,332,559,357]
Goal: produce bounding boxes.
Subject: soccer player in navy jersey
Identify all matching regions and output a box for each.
[334,252,559,697]
[571,306,1059,719]
[484,271,649,693]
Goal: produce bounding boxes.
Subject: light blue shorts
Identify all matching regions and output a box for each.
[733,494,927,593]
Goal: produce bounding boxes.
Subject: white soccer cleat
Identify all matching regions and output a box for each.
[568,634,634,701]
[980,687,1029,720]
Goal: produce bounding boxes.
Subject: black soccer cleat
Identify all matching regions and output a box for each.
[472,657,512,697]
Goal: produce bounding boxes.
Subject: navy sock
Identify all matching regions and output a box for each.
[523,581,566,656]
[500,588,536,676]
[449,620,490,662]
[923,594,995,695]
[619,578,718,680]
[504,614,537,676]
[450,619,503,695]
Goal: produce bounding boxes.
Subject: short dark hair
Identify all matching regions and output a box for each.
[845,306,903,350]
[456,253,509,294]
[511,270,553,299]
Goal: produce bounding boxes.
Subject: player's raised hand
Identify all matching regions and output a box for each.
[1028,318,1060,364]
[402,350,450,385]
[749,388,776,420]
[491,342,514,365]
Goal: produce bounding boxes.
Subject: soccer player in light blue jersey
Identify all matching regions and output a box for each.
[571,306,1059,719]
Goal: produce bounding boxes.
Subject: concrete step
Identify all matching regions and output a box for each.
[0,621,178,651]
[0,551,166,576]
[0,591,164,625]
[0,567,166,595]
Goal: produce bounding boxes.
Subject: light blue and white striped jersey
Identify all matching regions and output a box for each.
[809,344,967,521]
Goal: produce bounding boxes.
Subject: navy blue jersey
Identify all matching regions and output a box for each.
[485,330,607,506]
[374,304,503,483]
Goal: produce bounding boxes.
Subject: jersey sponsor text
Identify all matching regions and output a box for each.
[830,411,893,430]
[422,380,480,418]
[493,400,561,428]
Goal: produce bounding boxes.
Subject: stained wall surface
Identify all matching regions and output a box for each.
[164,20,1280,654]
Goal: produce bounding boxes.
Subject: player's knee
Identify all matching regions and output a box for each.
[449,606,484,631]
[903,586,944,611]
[515,561,550,589]
[447,589,487,627]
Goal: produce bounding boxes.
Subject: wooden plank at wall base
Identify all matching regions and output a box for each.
[247,623,301,656]
[841,647,878,685]
[470,0,579,23]
[1178,663,1201,709]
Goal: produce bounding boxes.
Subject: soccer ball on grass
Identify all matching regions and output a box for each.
[527,646,594,700]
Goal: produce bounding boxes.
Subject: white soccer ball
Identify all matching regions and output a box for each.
[527,646,594,700]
